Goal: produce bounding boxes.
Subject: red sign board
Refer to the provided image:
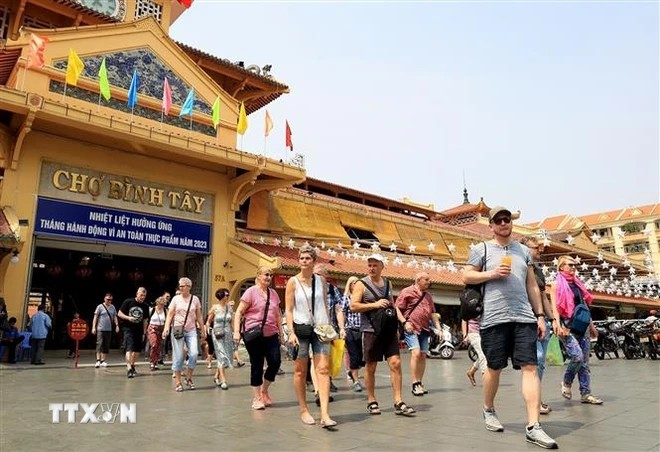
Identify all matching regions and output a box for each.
[273,274,290,289]
[67,319,89,341]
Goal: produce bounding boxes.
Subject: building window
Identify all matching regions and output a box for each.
[620,222,646,234]
[22,14,55,29]
[344,227,378,243]
[0,5,9,39]
[594,228,610,238]
[135,0,163,22]
[623,242,646,254]
[601,245,615,253]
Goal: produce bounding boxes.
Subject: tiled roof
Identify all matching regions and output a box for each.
[0,49,21,85]
[439,204,479,216]
[532,204,660,230]
[243,241,465,287]
[52,0,119,22]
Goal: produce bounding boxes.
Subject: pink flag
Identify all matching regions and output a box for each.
[162,78,172,115]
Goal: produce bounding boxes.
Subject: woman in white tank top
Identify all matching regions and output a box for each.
[285,245,336,428]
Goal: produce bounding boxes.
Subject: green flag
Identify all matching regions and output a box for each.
[212,96,220,129]
[98,57,111,101]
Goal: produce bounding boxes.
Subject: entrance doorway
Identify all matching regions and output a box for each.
[27,238,199,351]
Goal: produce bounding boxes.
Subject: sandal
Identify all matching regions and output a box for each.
[320,419,338,429]
[367,401,381,415]
[301,412,316,425]
[561,382,572,400]
[175,383,183,392]
[411,382,425,397]
[186,378,195,390]
[394,401,416,416]
[581,394,603,405]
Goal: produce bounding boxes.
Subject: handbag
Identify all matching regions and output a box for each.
[314,324,338,343]
[359,278,398,338]
[172,296,193,340]
[460,242,487,321]
[242,288,271,343]
[293,275,317,340]
[213,308,229,339]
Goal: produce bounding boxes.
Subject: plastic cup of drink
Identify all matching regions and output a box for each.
[501,256,512,267]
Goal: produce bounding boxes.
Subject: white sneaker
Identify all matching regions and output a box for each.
[95,360,101,368]
[100,361,108,368]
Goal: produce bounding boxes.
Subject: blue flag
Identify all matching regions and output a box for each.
[179,88,194,117]
[127,69,139,109]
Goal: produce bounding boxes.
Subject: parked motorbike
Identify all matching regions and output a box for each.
[593,321,621,360]
[620,321,646,359]
[428,324,454,359]
[637,321,660,360]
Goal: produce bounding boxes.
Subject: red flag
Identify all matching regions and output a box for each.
[162,77,172,115]
[27,33,48,70]
[285,120,293,151]
[176,0,193,8]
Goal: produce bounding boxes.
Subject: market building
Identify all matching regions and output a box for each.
[0,0,303,348]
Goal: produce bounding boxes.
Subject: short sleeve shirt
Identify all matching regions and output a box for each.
[395,285,435,334]
[241,286,281,337]
[94,303,117,331]
[170,295,202,332]
[467,241,535,329]
[119,298,149,331]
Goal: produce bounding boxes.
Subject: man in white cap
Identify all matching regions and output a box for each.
[463,206,557,449]
[350,253,416,417]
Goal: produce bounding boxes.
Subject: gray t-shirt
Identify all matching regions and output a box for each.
[94,303,117,332]
[358,277,392,333]
[467,241,535,329]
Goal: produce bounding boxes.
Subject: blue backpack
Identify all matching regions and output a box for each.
[570,293,591,336]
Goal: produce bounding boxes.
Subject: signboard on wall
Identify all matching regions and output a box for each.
[35,197,211,254]
[39,161,215,223]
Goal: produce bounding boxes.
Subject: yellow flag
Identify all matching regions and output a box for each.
[237,102,248,135]
[65,48,85,86]
[264,110,273,137]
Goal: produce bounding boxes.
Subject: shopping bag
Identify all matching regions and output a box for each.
[329,339,345,378]
[546,335,563,366]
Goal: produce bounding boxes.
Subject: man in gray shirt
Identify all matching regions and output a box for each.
[463,207,557,449]
[92,293,119,368]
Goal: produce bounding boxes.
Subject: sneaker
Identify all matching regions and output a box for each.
[329,380,338,393]
[540,402,551,415]
[411,382,425,397]
[220,381,228,391]
[352,381,363,393]
[95,360,101,368]
[526,423,558,449]
[100,361,108,368]
[251,398,266,410]
[131,366,137,375]
[277,368,285,376]
[581,394,603,405]
[127,369,134,379]
[483,408,504,432]
[158,359,165,365]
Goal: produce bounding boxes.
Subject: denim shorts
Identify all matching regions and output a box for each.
[297,332,330,359]
[404,330,430,353]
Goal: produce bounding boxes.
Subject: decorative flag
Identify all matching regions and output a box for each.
[264,110,273,137]
[27,33,48,70]
[65,48,85,86]
[237,102,248,135]
[212,96,221,129]
[176,0,193,8]
[127,69,139,108]
[285,120,293,151]
[179,88,194,117]
[98,57,111,101]
[162,78,172,115]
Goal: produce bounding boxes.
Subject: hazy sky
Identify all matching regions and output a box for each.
[171,1,659,223]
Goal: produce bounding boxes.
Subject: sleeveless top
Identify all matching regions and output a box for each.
[359,277,390,333]
[293,275,329,325]
[213,305,233,331]
[149,308,166,326]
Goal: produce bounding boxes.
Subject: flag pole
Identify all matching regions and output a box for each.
[97,90,102,112]
[264,135,268,157]
[160,109,164,130]
[62,82,68,102]
[240,135,244,151]
[189,112,193,130]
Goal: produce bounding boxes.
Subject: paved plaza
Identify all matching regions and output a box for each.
[1,349,658,451]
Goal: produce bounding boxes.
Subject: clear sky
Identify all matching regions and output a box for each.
[171,1,659,223]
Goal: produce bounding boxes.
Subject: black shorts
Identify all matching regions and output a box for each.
[345,328,364,370]
[122,328,144,353]
[480,322,537,370]
[96,331,112,354]
[362,331,399,363]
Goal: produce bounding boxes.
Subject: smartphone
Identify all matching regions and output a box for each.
[290,344,299,361]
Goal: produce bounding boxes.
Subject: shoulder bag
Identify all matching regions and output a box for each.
[360,278,398,339]
[399,291,427,336]
[242,289,270,343]
[213,307,229,339]
[460,242,487,321]
[172,297,193,340]
[569,286,592,336]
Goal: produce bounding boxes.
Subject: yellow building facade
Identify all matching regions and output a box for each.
[0,7,303,342]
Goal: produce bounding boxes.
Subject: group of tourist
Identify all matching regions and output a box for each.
[6,204,604,449]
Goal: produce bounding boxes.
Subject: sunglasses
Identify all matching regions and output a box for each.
[564,263,576,268]
[491,217,512,225]
[262,273,273,277]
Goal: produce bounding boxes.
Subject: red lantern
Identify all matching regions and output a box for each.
[75,266,93,279]
[105,266,121,281]
[128,268,144,282]
[47,263,64,278]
